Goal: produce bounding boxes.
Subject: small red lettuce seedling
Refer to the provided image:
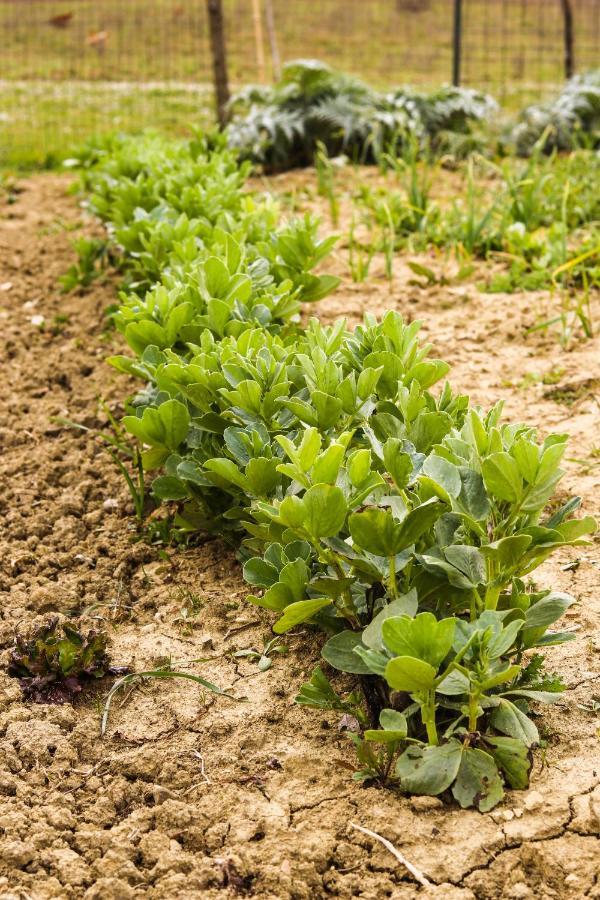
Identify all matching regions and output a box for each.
[8,617,129,704]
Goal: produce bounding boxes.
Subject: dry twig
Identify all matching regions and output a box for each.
[349,822,432,888]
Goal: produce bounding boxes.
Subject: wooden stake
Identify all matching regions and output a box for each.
[264,0,281,81]
[251,0,266,83]
[206,0,230,127]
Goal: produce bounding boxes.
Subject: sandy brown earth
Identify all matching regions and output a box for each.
[0,172,598,900]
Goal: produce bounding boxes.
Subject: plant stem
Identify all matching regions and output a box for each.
[484,584,501,610]
[422,690,438,745]
[470,589,479,620]
[322,549,358,626]
[382,744,396,786]
[468,691,481,733]
[425,717,438,746]
[360,674,389,728]
[388,555,398,598]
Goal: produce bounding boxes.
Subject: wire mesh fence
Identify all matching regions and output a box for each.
[461,0,600,102]
[1,0,599,167]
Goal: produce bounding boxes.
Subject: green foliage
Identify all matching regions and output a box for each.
[233,635,288,671]
[511,70,600,155]
[59,237,112,292]
[296,666,364,720]
[8,618,127,703]
[226,59,496,171]
[77,128,596,812]
[354,146,600,321]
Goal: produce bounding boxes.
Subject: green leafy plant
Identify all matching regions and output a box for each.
[226,59,495,171]
[296,666,365,719]
[75,127,596,812]
[232,635,288,671]
[315,140,340,226]
[347,218,375,282]
[8,618,129,703]
[239,390,593,808]
[511,70,600,155]
[60,237,112,292]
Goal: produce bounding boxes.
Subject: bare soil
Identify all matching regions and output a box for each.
[0,172,598,900]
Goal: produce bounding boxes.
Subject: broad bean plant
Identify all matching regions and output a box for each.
[75,132,595,811]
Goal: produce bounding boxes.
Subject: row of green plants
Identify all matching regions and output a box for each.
[325,144,598,342]
[55,131,595,811]
[356,145,600,255]
[226,60,600,171]
[226,58,495,171]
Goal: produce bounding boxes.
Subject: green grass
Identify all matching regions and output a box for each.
[0,82,214,169]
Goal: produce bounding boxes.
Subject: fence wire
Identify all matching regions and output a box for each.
[1,0,599,167]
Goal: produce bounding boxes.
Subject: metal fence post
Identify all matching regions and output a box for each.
[452,0,463,87]
[559,0,575,79]
[207,0,230,127]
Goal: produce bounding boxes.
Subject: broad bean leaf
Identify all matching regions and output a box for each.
[384,656,437,692]
[321,630,371,674]
[485,736,531,789]
[124,399,190,451]
[482,452,522,503]
[273,597,332,633]
[382,612,455,668]
[396,741,463,795]
[365,708,408,743]
[303,484,348,538]
[489,698,540,746]
[362,591,418,651]
[452,746,504,812]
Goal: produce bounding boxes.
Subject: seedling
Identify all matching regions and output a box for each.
[296,667,364,719]
[233,635,288,671]
[172,588,205,632]
[446,158,501,257]
[101,666,243,736]
[315,141,340,226]
[60,237,112,292]
[8,618,128,703]
[348,218,375,282]
[382,220,395,281]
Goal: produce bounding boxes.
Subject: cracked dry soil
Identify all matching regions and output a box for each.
[0,173,598,900]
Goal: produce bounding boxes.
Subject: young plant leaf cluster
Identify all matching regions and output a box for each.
[77,131,596,810]
[8,618,128,704]
[226,58,496,171]
[510,70,600,155]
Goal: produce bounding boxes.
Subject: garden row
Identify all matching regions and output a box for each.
[319,145,600,315]
[223,60,600,325]
[68,130,596,811]
[225,60,600,169]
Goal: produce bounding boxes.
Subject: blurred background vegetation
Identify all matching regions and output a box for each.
[2,0,599,168]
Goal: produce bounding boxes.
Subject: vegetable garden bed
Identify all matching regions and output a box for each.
[0,162,598,899]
